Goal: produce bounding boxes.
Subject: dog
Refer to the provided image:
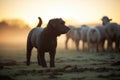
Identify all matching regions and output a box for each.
[26,17,70,67]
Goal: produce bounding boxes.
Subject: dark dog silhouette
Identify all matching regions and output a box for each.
[26,17,70,67]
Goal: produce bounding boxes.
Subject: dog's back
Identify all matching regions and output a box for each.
[28,27,43,48]
[27,17,43,48]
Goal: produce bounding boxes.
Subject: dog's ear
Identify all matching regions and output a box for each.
[49,19,56,28]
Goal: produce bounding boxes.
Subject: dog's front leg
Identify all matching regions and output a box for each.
[49,50,56,67]
[39,51,47,67]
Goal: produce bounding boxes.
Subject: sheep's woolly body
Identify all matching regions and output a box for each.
[87,28,100,52]
[87,28,100,43]
[80,25,89,42]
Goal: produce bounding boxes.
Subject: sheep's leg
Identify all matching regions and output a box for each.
[96,42,99,52]
[107,40,113,52]
[101,40,105,52]
[75,40,79,51]
[119,39,120,52]
[86,42,89,52]
[88,42,91,52]
[65,37,69,49]
[115,39,119,52]
[88,42,90,52]
[83,41,85,51]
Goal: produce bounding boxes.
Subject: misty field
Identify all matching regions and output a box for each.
[0,44,120,80]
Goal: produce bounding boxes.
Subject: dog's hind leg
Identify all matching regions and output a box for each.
[26,31,33,66]
[26,41,33,65]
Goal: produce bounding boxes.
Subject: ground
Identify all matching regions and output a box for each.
[0,46,120,80]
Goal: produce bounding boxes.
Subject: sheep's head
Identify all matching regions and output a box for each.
[101,16,112,25]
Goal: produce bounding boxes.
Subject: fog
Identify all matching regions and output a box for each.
[0,19,102,51]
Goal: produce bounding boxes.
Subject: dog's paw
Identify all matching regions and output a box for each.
[26,62,30,66]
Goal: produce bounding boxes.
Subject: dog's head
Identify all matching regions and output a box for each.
[47,18,70,36]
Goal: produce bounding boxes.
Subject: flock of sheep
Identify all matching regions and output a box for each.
[65,16,120,52]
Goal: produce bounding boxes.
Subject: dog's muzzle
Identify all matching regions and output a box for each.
[65,26,70,33]
[57,26,70,35]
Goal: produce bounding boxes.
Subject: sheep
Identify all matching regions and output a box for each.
[96,25,106,52]
[114,25,120,52]
[118,25,120,51]
[80,25,90,51]
[104,23,119,52]
[102,16,112,25]
[87,28,100,52]
[65,26,81,51]
[101,16,120,52]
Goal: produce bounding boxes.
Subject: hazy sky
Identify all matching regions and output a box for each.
[0,0,120,27]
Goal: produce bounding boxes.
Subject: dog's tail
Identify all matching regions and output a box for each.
[36,17,42,27]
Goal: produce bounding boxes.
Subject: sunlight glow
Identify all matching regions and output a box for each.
[0,0,120,51]
[0,0,120,28]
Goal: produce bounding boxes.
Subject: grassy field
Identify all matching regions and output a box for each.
[0,44,120,80]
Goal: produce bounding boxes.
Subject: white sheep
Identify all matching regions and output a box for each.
[96,25,106,51]
[65,26,81,51]
[87,28,101,52]
[80,25,90,51]
[102,16,120,52]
